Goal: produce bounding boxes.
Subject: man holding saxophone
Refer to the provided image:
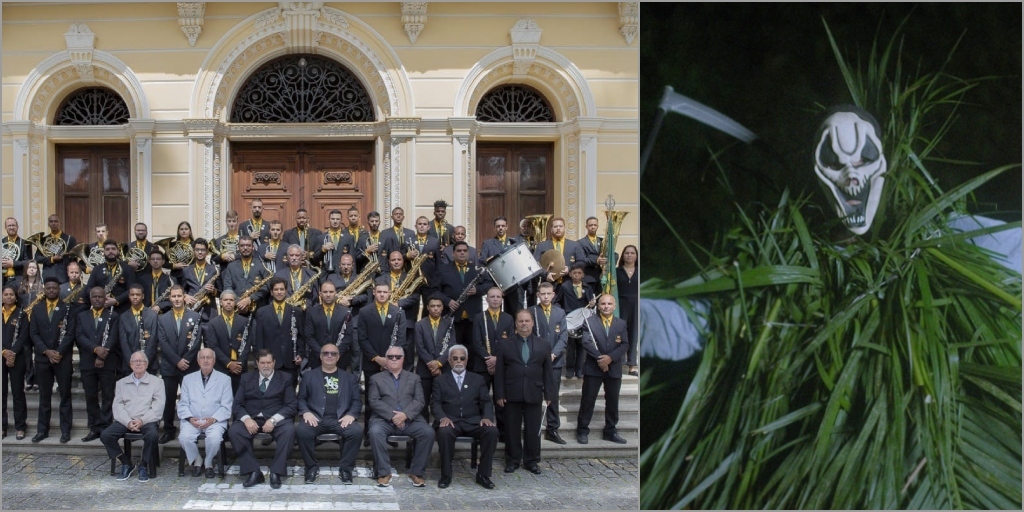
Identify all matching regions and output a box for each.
[84,240,134,315]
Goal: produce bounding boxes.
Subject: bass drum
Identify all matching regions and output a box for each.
[484,242,545,292]
[565,307,595,337]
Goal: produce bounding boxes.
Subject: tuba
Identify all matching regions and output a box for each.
[120,243,148,272]
[26,232,68,259]
[524,214,553,251]
[599,195,629,299]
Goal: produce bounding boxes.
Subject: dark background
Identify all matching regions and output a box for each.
[640,3,1022,280]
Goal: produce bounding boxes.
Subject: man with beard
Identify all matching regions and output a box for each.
[30,277,75,443]
[320,209,356,274]
[204,289,249,394]
[478,216,523,313]
[328,253,366,372]
[118,283,159,376]
[259,220,287,274]
[156,285,203,444]
[253,277,305,381]
[296,343,362,485]
[384,250,421,370]
[75,286,121,442]
[60,261,88,318]
[533,217,585,287]
[303,280,354,372]
[124,222,157,278]
[2,217,33,287]
[439,226,477,266]
[432,344,498,490]
[238,198,270,251]
[182,239,219,322]
[228,349,297,489]
[222,237,270,316]
[273,244,318,310]
[356,211,383,272]
[439,241,488,357]
[405,216,441,318]
[282,208,324,267]
[35,214,77,284]
[85,239,135,315]
[135,250,172,313]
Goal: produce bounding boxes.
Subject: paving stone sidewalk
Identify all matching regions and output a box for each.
[2,453,637,510]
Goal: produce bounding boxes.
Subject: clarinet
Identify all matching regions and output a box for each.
[99,307,114,350]
[186,313,202,351]
[56,314,69,353]
[533,306,541,336]
[389,309,401,347]
[334,311,351,348]
[236,313,254,364]
[10,310,24,356]
[484,314,491,356]
[290,312,298,360]
[439,318,453,359]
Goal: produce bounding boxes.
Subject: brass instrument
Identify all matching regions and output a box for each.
[155,237,195,266]
[120,243,148,272]
[339,259,380,300]
[26,232,68,259]
[390,252,429,305]
[2,240,20,261]
[322,232,335,272]
[363,232,380,265]
[62,281,85,305]
[25,290,45,312]
[525,214,553,251]
[68,243,105,274]
[236,272,274,314]
[600,195,630,297]
[209,235,239,260]
[285,266,323,311]
[189,266,222,312]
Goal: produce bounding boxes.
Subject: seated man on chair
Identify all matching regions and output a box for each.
[431,344,498,490]
[227,349,297,489]
[296,343,362,485]
[367,345,435,488]
[101,351,166,483]
[177,348,233,478]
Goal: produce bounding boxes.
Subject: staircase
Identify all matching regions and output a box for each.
[3,360,638,464]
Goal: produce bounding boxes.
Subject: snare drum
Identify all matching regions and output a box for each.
[565,307,595,337]
[484,242,545,292]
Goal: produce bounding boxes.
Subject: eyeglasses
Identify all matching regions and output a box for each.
[130,360,147,364]
[321,351,339,357]
[450,356,467,361]
[385,355,404,360]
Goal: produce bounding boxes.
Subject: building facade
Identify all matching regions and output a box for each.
[2,2,639,252]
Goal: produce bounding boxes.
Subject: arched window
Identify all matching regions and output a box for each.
[230,54,375,123]
[53,87,130,125]
[474,84,555,122]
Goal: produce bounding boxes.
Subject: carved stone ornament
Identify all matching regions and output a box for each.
[65,23,95,78]
[510,18,542,76]
[618,2,638,45]
[177,3,206,47]
[401,2,427,44]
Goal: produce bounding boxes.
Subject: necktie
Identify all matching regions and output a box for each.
[47,301,55,320]
[175,312,182,334]
[431,320,438,337]
[458,265,466,282]
[94,310,102,328]
[135,312,142,326]
[379,306,387,323]
[603,316,612,335]
[555,240,563,254]
[521,337,530,364]
[298,229,305,249]
[225,314,233,331]
[260,377,268,394]
[575,285,583,299]
[325,307,332,330]
[276,304,284,323]
[455,373,463,390]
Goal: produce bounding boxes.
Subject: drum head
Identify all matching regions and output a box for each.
[566,307,594,330]
[484,241,544,291]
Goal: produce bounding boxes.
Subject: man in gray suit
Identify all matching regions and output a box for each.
[529,282,569,445]
[177,348,233,478]
[367,345,435,488]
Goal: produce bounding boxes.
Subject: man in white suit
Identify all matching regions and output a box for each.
[177,348,233,478]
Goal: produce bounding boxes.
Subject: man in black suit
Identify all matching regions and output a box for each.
[228,349,297,489]
[478,216,523,313]
[29,277,75,443]
[357,277,406,441]
[2,217,33,287]
[85,239,135,315]
[557,263,596,379]
[273,244,318,310]
[439,226,477,266]
[383,250,421,370]
[330,253,367,372]
[367,345,435,488]
[320,209,357,274]
[427,200,456,249]
[238,198,271,251]
[438,241,487,358]
[378,207,415,265]
[181,239,219,322]
[413,295,455,421]
[118,284,159,376]
[406,216,441,318]
[75,286,121,442]
[471,287,513,379]
[494,309,554,475]
[211,210,242,273]
[579,216,608,296]
[529,282,570,445]
[354,211,383,273]
[253,277,305,381]
[303,280,354,371]
[296,343,362,485]
[124,222,157,279]
[204,289,249,393]
[135,250,172,313]
[221,237,270,316]
[533,216,586,287]
[156,285,203,444]
[282,208,325,266]
[431,344,498,490]
[258,220,287,274]
[576,293,630,445]
[35,214,77,284]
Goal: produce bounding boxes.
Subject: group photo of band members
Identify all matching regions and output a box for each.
[1,198,638,489]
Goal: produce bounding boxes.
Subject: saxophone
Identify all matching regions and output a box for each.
[285,266,323,311]
[389,252,429,305]
[189,266,222,312]
[103,263,122,297]
[339,260,380,300]
[237,273,273,314]
[26,290,46,311]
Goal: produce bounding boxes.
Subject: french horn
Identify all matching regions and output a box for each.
[155,237,195,266]
[69,242,105,273]
[120,243,148,272]
[1,241,20,261]
[26,232,67,259]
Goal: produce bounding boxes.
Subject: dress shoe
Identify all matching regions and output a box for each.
[544,430,567,445]
[205,467,216,479]
[475,473,495,489]
[339,469,353,485]
[576,432,589,444]
[243,471,265,488]
[376,474,392,487]
[504,462,519,473]
[304,466,319,484]
[628,367,639,377]
[603,432,627,444]
[158,431,175,444]
[192,465,204,477]
[16,431,25,440]
[409,474,425,487]
[525,464,542,475]
[59,432,71,443]
[81,431,101,442]
[31,432,48,443]
[437,475,452,489]
[269,472,282,489]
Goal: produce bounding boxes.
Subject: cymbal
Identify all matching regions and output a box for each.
[539,249,565,276]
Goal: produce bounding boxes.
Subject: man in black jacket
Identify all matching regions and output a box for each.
[295,343,362,485]
[29,277,75,443]
[75,286,120,442]
[156,285,203,444]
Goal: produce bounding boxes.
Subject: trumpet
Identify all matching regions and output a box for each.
[26,232,68,259]
[323,232,335,272]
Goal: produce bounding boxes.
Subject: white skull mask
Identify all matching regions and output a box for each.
[813,109,887,235]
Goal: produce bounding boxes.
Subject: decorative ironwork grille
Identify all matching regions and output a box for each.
[230,55,375,123]
[475,85,555,122]
[53,87,130,125]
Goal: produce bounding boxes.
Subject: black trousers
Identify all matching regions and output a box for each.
[162,374,184,431]
[503,401,542,467]
[101,421,159,465]
[565,335,585,378]
[577,374,621,436]
[473,370,504,437]
[228,417,295,476]
[80,367,117,434]
[295,415,362,472]
[35,357,73,435]
[544,372,563,431]
[436,420,498,478]
[2,350,28,432]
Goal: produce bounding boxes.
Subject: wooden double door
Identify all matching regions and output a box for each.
[56,144,132,244]
[475,142,554,248]
[230,142,375,231]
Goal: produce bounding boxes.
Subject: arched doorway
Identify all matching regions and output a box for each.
[228,54,376,229]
